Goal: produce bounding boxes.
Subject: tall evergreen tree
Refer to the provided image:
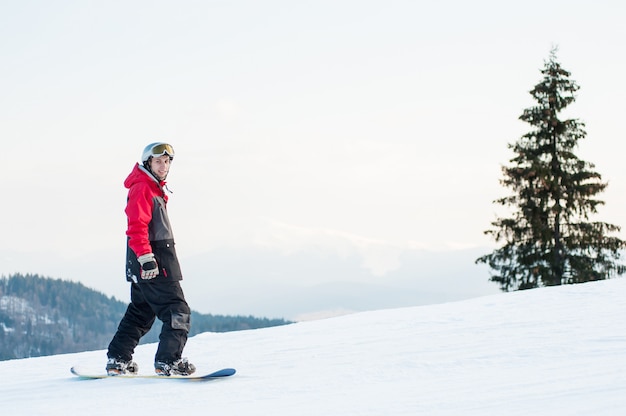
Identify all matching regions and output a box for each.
[476,48,625,291]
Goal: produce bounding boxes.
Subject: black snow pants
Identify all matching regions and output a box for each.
[107,280,191,364]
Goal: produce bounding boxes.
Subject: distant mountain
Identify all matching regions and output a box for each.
[179,245,501,319]
[0,274,291,361]
[0,243,502,321]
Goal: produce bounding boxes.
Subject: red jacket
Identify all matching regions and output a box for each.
[124,164,182,282]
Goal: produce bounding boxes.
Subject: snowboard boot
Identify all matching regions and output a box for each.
[106,358,139,376]
[154,358,196,376]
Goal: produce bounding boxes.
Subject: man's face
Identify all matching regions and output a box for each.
[149,155,171,180]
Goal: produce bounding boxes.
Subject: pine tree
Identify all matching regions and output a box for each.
[476,48,625,291]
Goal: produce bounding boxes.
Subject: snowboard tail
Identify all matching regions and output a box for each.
[71,366,236,381]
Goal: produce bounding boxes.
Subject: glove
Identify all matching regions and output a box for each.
[137,253,159,280]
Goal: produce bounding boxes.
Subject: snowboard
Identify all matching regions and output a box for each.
[71,366,236,381]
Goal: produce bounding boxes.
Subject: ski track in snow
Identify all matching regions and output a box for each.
[1,279,626,415]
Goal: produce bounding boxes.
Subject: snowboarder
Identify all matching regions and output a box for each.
[106,142,195,376]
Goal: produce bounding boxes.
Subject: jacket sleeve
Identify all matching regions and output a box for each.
[125,182,154,257]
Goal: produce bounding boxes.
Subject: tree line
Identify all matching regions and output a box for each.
[0,273,291,361]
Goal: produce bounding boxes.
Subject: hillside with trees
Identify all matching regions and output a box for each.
[0,273,291,361]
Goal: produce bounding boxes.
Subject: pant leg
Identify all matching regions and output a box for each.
[136,280,191,363]
[107,283,156,361]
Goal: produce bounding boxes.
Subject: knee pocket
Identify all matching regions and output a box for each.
[170,310,191,332]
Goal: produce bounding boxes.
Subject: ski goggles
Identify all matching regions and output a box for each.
[149,143,175,158]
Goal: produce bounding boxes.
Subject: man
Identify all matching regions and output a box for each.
[106,142,195,376]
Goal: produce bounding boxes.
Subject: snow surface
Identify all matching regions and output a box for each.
[2,278,626,415]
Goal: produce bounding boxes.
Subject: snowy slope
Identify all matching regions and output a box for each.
[1,278,626,416]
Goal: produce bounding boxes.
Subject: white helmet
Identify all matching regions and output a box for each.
[142,142,175,163]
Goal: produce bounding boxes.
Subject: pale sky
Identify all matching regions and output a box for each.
[2,1,625,319]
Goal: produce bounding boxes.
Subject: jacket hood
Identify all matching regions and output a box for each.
[124,163,166,190]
